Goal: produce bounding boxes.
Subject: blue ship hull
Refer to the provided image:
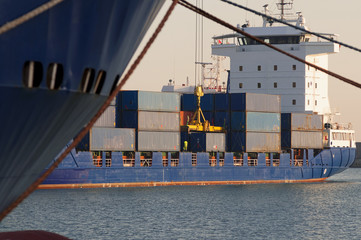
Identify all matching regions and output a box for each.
[0,0,165,214]
[41,148,356,188]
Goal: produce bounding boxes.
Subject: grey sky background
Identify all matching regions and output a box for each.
[124,0,361,141]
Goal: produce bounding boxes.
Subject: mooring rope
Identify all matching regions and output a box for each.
[0,0,179,221]
[0,0,64,35]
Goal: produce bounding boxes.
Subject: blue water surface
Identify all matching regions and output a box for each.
[1,169,361,240]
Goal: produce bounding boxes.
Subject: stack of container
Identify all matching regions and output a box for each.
[76,94,135,152]
[229,93,281,152]
[180,93,226,153]
[120,91,181,152]
[281,113,323,149]
[214,94,230,130]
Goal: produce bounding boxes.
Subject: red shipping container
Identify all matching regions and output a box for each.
[180,111,194,126]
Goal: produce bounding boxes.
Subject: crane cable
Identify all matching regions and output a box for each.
[0,0,179,222]
[178,0,361,89]
[220,0,361,54]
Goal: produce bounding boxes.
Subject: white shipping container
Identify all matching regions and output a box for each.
[138,131,180,151]
[291,113,323,131]
[94,106,116,128]
[246,132,281,152]
[290,131,323,149]
[246,93,281,113]
[138,111,180,131]
[206,133,226,152]
[90,127,135,151]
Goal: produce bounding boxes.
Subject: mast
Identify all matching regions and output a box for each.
[276,0,293,20]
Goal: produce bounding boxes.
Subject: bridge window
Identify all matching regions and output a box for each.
[243,36,300,45]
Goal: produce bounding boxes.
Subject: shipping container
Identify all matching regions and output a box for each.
[230,132,281,152]
[281,131,323,149]
[137,131,180,152]
[231,112,280,132]
[281,113,323,131]
[89,128,135,151]
[214,93,229,111]
[188,132,226,152]
[94,106,116,128]
[121,111,180,131]
[121,91,180,112]
[206,132,226,152]
[181,93,214,111]
[180,111,194,126]
[203,111,215,125]
[230,93,281,112]
[214,111,230,129]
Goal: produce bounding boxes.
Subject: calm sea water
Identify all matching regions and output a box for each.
[1,169,361,240]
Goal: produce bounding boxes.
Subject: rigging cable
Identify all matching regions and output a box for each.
[219,0,361,53]
[0,0,179,221]
[178,0,361,89]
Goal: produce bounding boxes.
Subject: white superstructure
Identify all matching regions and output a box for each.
[212,12,338,116]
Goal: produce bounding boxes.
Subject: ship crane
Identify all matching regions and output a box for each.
[186,85,223,132]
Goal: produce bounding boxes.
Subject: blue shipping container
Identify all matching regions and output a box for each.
[189,132,207,152]
[214,94,229,111]
[231,112,280,132]
[121,91,180,112]
[181,93,214,111]
[203,111,215,125]
[187,132,226,152]
[214,111,230,129]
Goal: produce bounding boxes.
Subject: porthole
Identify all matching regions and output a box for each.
[80,68,95,93]
[22,61,43,88]
[110,74,120,95]
[93,70,106,95]
[46,63,63,90]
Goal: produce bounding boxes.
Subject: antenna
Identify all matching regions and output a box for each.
[276,0,293,20]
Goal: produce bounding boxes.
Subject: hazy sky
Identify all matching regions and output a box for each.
[124,0,361,141]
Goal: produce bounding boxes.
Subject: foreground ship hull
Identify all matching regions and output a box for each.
[40,148,355,188]
[0,0,165,214]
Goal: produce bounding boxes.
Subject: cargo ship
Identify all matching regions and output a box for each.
[0,0,166,216]
[40,2,356,188]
